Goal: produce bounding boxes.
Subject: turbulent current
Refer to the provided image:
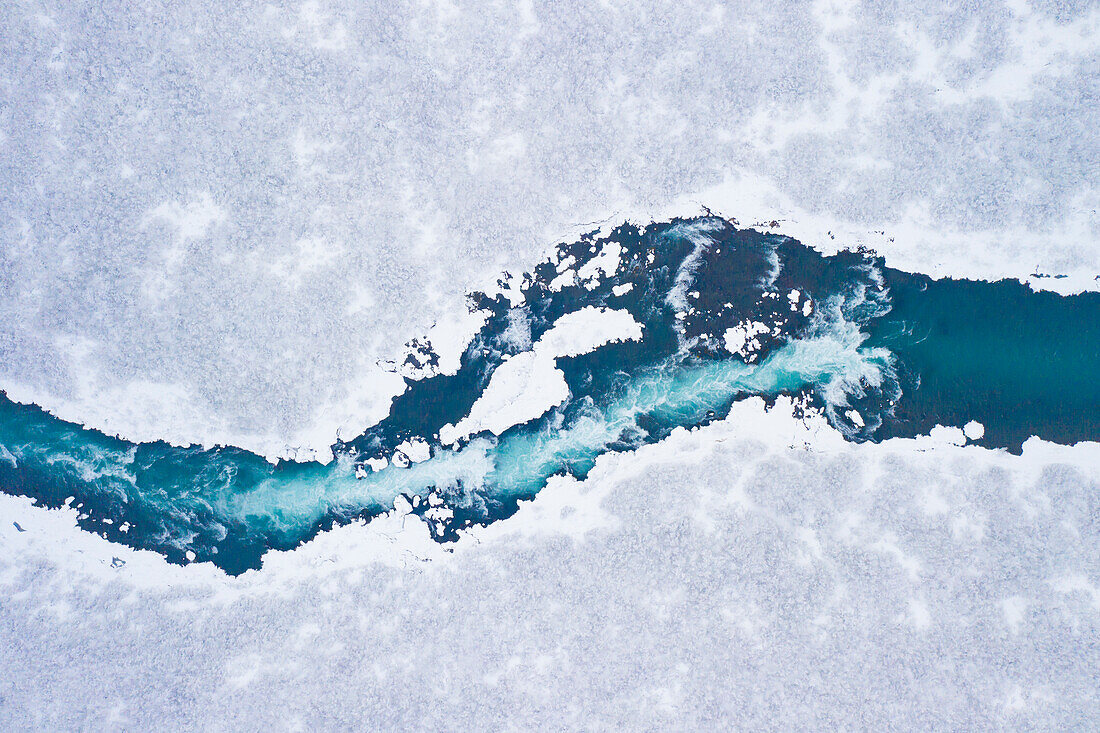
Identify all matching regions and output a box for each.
[1,216,1097,573]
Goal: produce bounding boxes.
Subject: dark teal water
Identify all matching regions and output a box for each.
[867,272,1100,449]
[0,216,1096,573]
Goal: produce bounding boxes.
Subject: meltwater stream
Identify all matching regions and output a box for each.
[1,216,1097,573]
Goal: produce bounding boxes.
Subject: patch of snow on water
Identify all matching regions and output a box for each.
[534,306,644,358]
[576,240,623,288]
[439,352,570,444]
[394,438,431,464]
[723,321,771,360]
[440,307,643,444]
[964,421,986,441]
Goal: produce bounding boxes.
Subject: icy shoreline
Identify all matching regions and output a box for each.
[2,393,1095,588]
[2,197,1095,467]
[4,393,1099,727]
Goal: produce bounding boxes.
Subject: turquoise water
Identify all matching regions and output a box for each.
[0,217,1095,573]
[866,272,1100,449]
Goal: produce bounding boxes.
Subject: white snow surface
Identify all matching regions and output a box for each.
[723,320,772,359]
[1,398,1099,728]
[2,0,1097,459]
[965,420,987,441]
[533,306,644,359]
[2,2,1100,727]
[576,240,624,287]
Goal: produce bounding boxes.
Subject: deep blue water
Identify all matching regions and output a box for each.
[1,216,1096,574]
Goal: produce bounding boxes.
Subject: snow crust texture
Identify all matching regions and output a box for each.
[2,1,1099,728]
[1,404,1098,729]
[2,0,1098,457]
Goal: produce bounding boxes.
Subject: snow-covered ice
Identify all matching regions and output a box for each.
[1,0,1098,728]
[2,0,1097,458]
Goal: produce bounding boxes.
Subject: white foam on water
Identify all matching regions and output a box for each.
[222,439,498,535]
[489,311,892,499]
[664,219,722,314]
